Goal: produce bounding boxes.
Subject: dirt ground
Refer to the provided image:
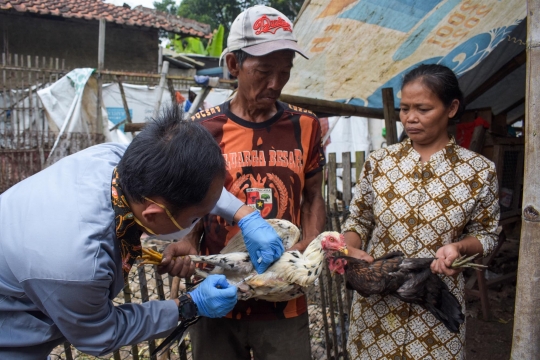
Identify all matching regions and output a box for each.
[465,223,520,360]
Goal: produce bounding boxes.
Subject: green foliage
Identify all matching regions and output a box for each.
[206,25,225,57]
[261,193,270,200]
[264,0,304,21]
[170,35,208,55]
[177,0,246,38]
[176,0,302,40]
[153,0,178,15]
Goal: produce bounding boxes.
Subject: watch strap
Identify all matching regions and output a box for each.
[178,293,198,321]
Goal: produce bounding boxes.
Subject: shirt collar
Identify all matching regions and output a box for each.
[405,136,458,164]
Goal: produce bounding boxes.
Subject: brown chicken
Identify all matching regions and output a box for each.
[329,251,467,333]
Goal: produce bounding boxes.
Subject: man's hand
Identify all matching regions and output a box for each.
[431,243,462,276]
[287,242,307,253]
[347,247,374,263]
[157,240,198,277]
[237,211,285,274]
[189,275,238,318]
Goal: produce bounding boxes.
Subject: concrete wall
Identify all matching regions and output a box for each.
[1,12,159,72]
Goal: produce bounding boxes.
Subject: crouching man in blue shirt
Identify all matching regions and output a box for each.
[0,105,284,359]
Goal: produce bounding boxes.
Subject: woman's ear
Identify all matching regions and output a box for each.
[448,99,460,119]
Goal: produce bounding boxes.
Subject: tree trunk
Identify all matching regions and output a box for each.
[511,3,540,359]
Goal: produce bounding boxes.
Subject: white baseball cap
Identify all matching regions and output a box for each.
[220,5,308,63]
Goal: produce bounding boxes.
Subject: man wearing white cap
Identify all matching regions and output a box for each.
[186,5,326,360]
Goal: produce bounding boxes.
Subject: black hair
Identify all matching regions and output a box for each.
[117,105,225,214]
[231,50,254,69]
[231,49,295,69]
[402,64,465,120]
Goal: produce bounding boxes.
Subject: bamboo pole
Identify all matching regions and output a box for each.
[153,61,170,118]
[97,18,106,135]
[279,93,386,119]
[511,2,540,358]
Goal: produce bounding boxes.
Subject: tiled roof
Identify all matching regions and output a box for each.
[0,0,212,38]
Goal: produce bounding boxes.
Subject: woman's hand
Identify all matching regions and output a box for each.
[343,231,374,263]
[431,243,462,276]
[347,247,374,263]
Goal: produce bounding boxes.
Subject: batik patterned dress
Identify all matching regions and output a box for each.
[342,138,500,360]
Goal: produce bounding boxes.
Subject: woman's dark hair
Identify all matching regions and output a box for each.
[402,64,465,120]
[117,105,225,214]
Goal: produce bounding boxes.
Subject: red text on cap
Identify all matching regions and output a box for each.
[253,15,292,35]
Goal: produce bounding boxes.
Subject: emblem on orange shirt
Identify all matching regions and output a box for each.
[229,173,288,219]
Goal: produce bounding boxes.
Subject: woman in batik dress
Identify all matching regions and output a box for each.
[342,64,500,360]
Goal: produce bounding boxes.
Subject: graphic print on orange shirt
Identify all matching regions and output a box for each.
[193,101,325,320]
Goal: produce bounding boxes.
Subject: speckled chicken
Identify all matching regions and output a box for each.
[144,220,348,357]
[328,251,465,333]
[189,219,348,301]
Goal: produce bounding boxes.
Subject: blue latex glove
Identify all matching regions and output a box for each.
[189,275,237,318]
[238,211,285,274]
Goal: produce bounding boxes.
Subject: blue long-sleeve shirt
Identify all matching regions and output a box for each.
[0,143,242,359]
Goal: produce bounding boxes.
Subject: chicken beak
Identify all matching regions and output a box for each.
[339,247,348,256]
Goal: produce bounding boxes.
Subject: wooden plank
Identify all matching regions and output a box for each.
[99,69,237,85]
[325,266,340,359]
[334,272,348,359]
[468,125,487,154]
[327,153,338,230]
[318,268,332,360]
[475,265,490,320]
[486,272,517,287]
[502,97,526,117]
[167,78,176,104]
[511,2,540,358]
[122,282,140,360]
[492,113,508,137]
[124,122,145,133]
[116,75,132,135]
[63,342,74,360]
[153,61,170,118]
[465,50,526,104]
[382,88,398,146]
[342,152,352,211]
[96,19,106,135]
[138,266,157,358]
[279,93,386,119]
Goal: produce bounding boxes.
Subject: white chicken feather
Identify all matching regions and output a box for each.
[189,219,346,302]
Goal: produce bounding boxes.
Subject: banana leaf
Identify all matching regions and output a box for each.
[206,24,224,57]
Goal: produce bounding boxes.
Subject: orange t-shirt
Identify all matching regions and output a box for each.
[192,101,325,320]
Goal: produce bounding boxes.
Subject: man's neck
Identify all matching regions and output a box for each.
[229,96,278,123]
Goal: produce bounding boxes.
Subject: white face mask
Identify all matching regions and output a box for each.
[147,219,200,241]
[134,197,200,241]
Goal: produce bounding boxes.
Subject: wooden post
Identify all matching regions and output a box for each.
[355,151,365,184]
[511,2,540,358]
[96,18,106,135]
[153,61,169,118]
[382,88,398,146]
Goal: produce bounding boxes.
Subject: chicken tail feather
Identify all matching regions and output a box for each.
[152,317,200,357]
[423,284,464,334]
